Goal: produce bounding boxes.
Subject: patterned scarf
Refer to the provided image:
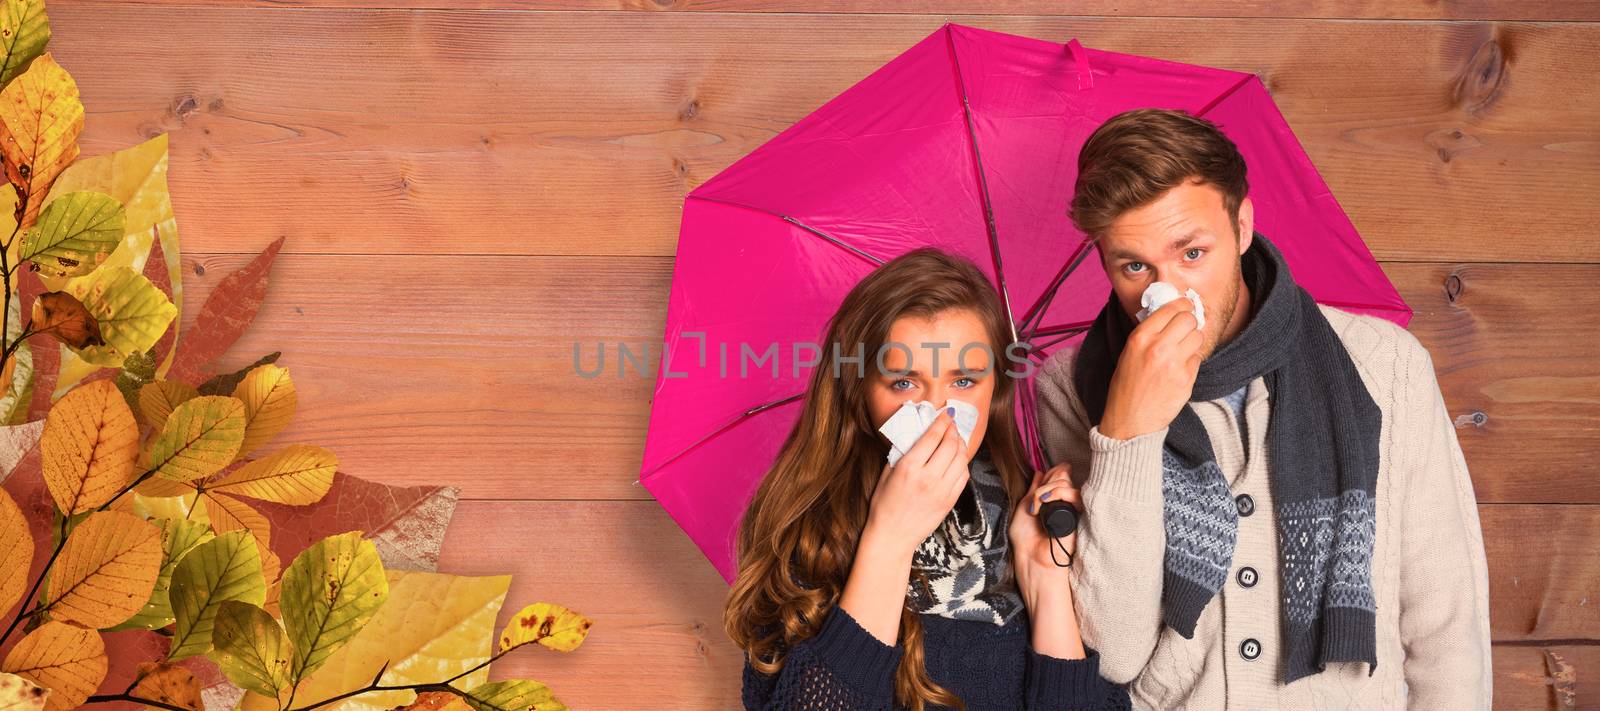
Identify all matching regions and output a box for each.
[905,445,1024,626]
[1070,230,1381,683]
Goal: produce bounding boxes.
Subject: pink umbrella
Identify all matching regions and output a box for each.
[639,23,1409,584]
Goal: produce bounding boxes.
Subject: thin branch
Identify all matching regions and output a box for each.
[285,643,525,711]
[83,692,192,711]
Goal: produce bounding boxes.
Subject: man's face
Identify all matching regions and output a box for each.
[1094,178,1255,360]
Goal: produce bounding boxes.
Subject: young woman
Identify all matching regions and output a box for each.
[725,247,1130,711]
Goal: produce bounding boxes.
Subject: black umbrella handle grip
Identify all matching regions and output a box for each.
[1039,499,1079,539]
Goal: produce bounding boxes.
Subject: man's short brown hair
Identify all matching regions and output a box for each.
[1068,108,1249,241]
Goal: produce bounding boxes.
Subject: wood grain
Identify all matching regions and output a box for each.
[440,501,1600,708]
[73,0,1600,22]
[173,252,1599,504]
[41,3,1600,262]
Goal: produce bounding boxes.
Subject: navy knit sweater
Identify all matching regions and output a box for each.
[742,601,1132,710]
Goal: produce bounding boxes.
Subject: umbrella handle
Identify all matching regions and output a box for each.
[1065,38,1095,91]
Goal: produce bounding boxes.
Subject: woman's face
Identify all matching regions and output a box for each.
[865,307,995,458]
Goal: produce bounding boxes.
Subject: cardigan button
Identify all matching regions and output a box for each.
[1240,638,1262,661]
[1238,566,1258,588]
[1236,494,1255,517]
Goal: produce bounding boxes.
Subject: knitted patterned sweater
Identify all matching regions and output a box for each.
[1034,304,1493,709]
[741,601,1133,710]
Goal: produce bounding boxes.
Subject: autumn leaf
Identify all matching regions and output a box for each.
[461,680,564,711]
[20,190,123,278]
[232,363,296,458]
[110,517,212,631]
[210,600,291,699]
[0,0,50,93]
[28,290,102,349]
[402,691,472,711]
[168,529,266,660]
[0,53,81,229]
[196,351,279,397]
[43,509,161,628]
[0,486,30,618]
[0,671,48,710]
[168,237,282,386]
[145,394,246,481]
[208,444,336,506]
[128,661,201,711]
[112,348,159,417]
[499,603,593,654]
[137,379,197,431]
[263,570,510,711]
[61,265,176,367]
[39,378,138,514]
[201,489,272,547]
[281,531,388,684]
[0,620,106,711]
[40,133,184,392]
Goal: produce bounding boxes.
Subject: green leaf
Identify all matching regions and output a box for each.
[281,531,388,682]
[145,395,246,481]
[209,600,290,699]
[109,518,213,631]
[20,190,124,278]
[0,0,49,93]
[462,680,563,711]
[167,530,266,660]
[61,265,177,368]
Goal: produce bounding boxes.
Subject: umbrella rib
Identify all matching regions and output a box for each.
[1196,73,1254,117]
[686,194,886,267]
[640,392,806,479]
[944,26,1023,348]
[1018,234,1096,340]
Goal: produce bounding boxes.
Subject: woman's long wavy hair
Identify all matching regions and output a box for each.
[723,247,1033,711]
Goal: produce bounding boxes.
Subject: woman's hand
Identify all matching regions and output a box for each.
[842,409,971,645]
[1009,463,1086,659]
[862,409,972,557]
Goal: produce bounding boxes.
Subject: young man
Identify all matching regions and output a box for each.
[1034,108,1492,709]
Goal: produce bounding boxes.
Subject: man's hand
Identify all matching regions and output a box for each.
[1099,295,1204,440]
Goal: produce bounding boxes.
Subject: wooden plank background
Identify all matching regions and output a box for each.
[46,1,1599,708]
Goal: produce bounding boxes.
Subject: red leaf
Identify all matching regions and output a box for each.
[167,237,283,386]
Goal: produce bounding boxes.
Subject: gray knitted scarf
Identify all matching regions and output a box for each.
[905,445,1025,626]
[1071,231,1380,683]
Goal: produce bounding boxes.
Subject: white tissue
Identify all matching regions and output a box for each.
[1134,281,1206,330]
[878,398,979,467]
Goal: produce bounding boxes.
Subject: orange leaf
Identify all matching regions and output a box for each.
[136,380,198,432]
[0,487,30,619]
[0,620,107,711]
[209,444,335,506]
[45,509,162,628]
[202,490,272,548]
[0,53,83,229]
[129,661,201,711]
[39,379,139,514]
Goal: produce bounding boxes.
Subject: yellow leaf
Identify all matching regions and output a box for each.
[39,378,138,514]
[21,190,123,278]
[138,380,198,432]
[0,671,48,710]
[280,531,389,685]
[258,537,282,618]
[402,691,473,711]
[40,133,184,393]
[168,530,266,660]
[145,395,246,481]
[0,486,31,619]
[210,601,291,700]
[0,0,50,92]
[201,490,272,548]
[209,444,336,506]
[231,364,295,459]
[0,620,106,711]
[271,569,510,711]
[111,517,213,631]
[0,52,81,230]
[499,603,593,654]
[134,474,193,498]
[462,680,564,711]
[61,265,177,368]
[128,661,201,711]
[44,509,162,628]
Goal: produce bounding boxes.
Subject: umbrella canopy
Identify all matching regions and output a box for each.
[639,22,1409,584]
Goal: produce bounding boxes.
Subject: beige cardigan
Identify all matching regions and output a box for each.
[1034,303,1493,709]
